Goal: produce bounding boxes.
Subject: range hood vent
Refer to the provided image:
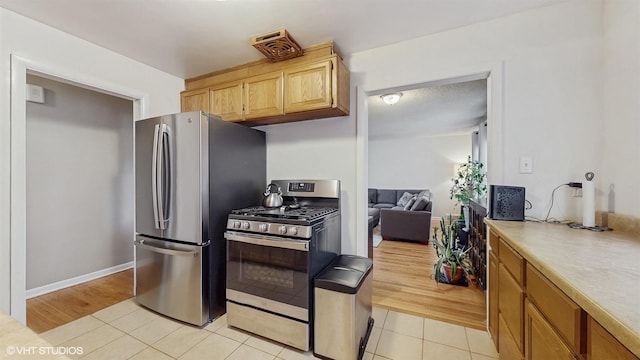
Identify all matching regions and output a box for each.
[251,29,303,62]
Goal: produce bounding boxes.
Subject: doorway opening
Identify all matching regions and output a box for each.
[24,74,135,333]
[355,64,504,330]
[367,78,488,330]
[9,54,148,325]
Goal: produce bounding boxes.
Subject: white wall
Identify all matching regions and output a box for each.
[368,133,471,219]
[349,0,604,221]
[0,8,184,315]
[257,116,357,253]
[26,75,134,290]
[601,0,640,217]
[263,0,609,256]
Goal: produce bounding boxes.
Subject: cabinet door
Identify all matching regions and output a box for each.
[181,88,210,112]
[244,72,283,119]
[588,317,639,360]
[525,300,576,360]
[500,314,524,360]
[210,81,243,122]
[284,60,332,113]
[499,262,524,353]
[489,252,499,349]
[526,264,585,354]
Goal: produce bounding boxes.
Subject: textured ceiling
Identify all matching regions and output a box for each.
[369,79,487,139]
[0,0,565,78]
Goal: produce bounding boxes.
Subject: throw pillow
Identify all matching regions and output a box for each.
[417,190,432,201]
[403,196,417,210]
[410,196,429,211]
[397,192,414,207]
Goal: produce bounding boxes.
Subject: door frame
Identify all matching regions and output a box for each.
[8,53,148,324]
[355,62,504,331]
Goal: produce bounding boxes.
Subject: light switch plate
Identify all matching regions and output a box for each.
[519,156,533,174]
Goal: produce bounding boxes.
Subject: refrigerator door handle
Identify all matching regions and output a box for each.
[134,239,199,257]
[158,124,171,229]
[151,124,161,229]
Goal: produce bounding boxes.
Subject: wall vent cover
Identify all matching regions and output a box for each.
[251,29,303,62]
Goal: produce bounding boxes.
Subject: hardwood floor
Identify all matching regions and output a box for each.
[26,269,133,333]
[372,230,487,330]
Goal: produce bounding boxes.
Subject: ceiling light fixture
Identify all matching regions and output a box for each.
[380,92,402,105]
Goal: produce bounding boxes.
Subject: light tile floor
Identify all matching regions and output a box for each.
[39,300,499,360]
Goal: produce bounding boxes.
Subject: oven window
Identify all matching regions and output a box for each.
[227,240,309,309]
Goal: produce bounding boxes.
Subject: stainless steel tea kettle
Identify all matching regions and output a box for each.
[263,183,283,208]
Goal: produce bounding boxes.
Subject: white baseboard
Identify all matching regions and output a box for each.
[26,262,134,299]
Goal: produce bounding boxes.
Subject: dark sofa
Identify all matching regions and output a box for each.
[368,188,433,244]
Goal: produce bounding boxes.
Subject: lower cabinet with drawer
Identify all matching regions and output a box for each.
[499,314,524,360]
[488,231,588,360]
[526,264,586,355]
[498,262,524,354]
[488,251,499,346]
[487,223,639,360]
[525,299,577,360]
[493,236,526,360]
[588,317,639,360]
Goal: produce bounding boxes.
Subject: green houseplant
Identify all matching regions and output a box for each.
[432,215,472,284]
[450,155,487,229]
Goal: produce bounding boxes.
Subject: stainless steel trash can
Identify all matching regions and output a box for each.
[314,255,374,360]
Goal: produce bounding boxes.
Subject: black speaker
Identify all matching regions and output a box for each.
[489,185,525,221]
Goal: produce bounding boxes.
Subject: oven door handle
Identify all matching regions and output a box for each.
[224,232,309,252]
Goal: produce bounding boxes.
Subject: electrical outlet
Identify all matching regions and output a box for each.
[572,188,582,197]
[519,156,533,174]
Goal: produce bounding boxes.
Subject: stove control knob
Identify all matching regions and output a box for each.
[278,226,287,234]
[288,227,298,235]
[241,222,250,230]
[233,221,241,229]
[259,224,268,232]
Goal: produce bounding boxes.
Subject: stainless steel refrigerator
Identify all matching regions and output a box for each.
[134,111,265,326]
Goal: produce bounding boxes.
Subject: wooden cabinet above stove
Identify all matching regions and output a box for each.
[181,42,350,126]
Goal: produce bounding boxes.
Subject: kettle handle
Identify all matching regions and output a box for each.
[264,183,282,196]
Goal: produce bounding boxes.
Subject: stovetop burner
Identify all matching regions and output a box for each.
[230,206,338,222]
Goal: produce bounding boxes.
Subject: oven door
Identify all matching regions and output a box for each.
[225,231,310,321]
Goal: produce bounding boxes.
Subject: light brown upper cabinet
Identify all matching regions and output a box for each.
[244,71,283,120]
[284,60,332,113]
[181,88,209,113]
[210,80,243,122]
[180,42,349,126]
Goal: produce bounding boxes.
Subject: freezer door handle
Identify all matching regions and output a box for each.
[151,124,161,229]
[134,239,199,257]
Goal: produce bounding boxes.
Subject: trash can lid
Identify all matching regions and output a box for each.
[314,267,368,294]
[333,255,373,274]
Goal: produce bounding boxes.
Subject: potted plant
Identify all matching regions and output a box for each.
[432,215,472,285]
[450,155,487,230]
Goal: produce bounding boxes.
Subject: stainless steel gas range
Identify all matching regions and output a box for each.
[224,179,341,351]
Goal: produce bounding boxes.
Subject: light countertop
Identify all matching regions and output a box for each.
[485,219,640,357]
